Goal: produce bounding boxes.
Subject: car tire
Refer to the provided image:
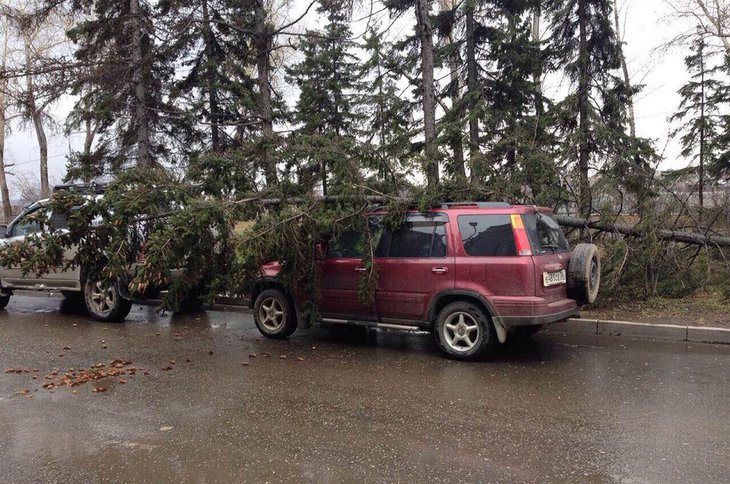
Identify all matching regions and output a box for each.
[253,289,298,339]
[0,294,9,310]
[434,301,497,360]
[567,243,601,305]
[84,279,132,322]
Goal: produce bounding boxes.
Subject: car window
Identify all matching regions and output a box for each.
[328,230,364,258]
[522,213,570,254]
[327,226,384,259]
[8,209,47,238]
[49,211,69,230]
[458,215,516,256]
[377,222,447,258]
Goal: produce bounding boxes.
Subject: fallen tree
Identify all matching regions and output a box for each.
[553,215,730,248]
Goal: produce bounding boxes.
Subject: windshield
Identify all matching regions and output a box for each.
[522,213,570,254]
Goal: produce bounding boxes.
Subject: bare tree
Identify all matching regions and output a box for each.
[0,7,14,221]
[3,0,70,198]
[666,0,730,53]
[10,169,57,206]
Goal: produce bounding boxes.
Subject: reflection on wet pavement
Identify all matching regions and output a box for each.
[0,296,728,483]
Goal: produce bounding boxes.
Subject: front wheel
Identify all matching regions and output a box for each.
[84,279,132,322]
[253,289,298,339]
[434,302,497,360]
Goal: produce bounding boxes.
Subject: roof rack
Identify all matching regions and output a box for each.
[437,201,511,209]
[53,182,107,195]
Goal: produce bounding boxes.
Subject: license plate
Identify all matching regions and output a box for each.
[543,270,566,287]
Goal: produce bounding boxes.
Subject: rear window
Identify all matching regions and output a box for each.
[522,213,570,254]
[458,215,516,256]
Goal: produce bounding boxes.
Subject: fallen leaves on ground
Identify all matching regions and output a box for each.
[8,359,146,393]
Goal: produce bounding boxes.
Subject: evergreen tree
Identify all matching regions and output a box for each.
[670,36,728,205]
[285,1,364,195]
[435,0,466,180]
[160,0,257,154]
[386,0,440,187]
[360,26,415,189]
[477,0,553,198]
[65,0,178,178]
[545,0,634,218]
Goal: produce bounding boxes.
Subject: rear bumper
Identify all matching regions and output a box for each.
[491,297,579,328]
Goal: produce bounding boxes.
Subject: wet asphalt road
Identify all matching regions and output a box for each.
[0,296,728,484]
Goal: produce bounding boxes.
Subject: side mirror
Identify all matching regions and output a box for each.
[0,224,6,238]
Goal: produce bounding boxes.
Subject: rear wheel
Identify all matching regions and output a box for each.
[84,279,132,322]
[434,302,497,360]
[253,289,298,339]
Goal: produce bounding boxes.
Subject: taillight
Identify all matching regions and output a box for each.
[510,214,532,256]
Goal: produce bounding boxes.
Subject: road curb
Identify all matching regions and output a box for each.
[548,318,730,345]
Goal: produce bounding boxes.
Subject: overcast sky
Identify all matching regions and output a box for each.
[2,0,706,199]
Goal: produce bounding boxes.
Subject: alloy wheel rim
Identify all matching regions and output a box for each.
[259,298,285,331]
[443,311,480,352]
[87,280,115,316]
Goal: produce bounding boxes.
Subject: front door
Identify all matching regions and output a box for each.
[1,205,80,290]
[319,230,376,320]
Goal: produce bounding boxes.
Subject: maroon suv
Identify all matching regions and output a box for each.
[250,202,600,360]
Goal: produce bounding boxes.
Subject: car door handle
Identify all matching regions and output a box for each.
[355,267,367,272]
[431,267,448,274]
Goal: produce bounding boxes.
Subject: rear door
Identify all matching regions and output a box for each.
[374,213,454,322]
[522,212,571,303]
[454,214,534,300]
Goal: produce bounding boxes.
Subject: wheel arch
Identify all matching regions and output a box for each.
[428,290,507,343]
[249,278,290,308]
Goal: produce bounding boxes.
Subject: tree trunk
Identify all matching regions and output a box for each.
[254,0,278,187]
[1,15,13,222]
[465,2,480,181]
[201,0,220,151]
[416,0,439,187]
[130,0,152,169]
[554,214,730,247]
[439,0,465,181]
[577,0,592,219]
[612,0,635,137]
[699,37,705,210]
[447,34,465,180]
[532,7,544,116]
[23,33,49,198]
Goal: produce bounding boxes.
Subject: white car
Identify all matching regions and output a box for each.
[0,186,133,321]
